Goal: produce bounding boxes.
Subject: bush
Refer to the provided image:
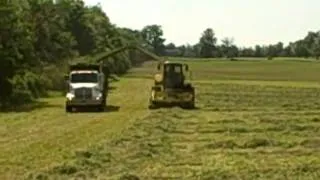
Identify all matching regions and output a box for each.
[42,64,67,91]
[5,71,52,106]
[9,74,34,105]
[24,71,49,98]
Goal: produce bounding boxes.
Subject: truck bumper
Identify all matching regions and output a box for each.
[66,99,104,107]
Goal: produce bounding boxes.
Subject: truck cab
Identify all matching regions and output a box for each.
[69,70,104,92]
[65,63,107,112]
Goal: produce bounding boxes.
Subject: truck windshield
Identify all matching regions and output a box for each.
[70,73,98,83]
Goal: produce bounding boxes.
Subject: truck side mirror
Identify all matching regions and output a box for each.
[157,63,161,70]
[185,64,189,71]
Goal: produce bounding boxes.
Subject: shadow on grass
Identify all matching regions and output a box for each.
[70,105,120,113]
[0,101,63,113]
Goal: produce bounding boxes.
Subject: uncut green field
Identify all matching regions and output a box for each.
[1,58,320,179]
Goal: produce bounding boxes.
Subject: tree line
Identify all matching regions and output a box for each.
[0,0,159,108]
[146,26,320,60]
[1,0,319,108]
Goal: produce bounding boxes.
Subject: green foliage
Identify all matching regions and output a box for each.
[221,37,238,58]
[141,24,166,55]
[164,29,320,59]
[1,0,319,109]
[0,0,153,108]
[4,70,50,106]
[199,28,217,57]
[9,73,35,106]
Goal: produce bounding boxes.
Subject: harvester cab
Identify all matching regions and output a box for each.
[156,61,190,89]
[149,61,195,109]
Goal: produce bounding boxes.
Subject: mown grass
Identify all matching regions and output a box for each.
[2,57,320,179]
[127,57,320,82]
[0,78,152,179]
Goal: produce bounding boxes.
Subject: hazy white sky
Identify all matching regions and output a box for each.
[83,0,319,47]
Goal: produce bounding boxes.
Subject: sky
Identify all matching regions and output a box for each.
[83,0,319,47]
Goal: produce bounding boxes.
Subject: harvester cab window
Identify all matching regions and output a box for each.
[174,66,182,73]
[165,65,183,88]
[165,65,181,73]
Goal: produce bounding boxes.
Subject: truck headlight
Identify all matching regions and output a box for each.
[93,87,103,100]
[95,92,102,100]
[66,93,75,100]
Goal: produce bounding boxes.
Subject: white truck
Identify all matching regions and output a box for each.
[64,63,108,112]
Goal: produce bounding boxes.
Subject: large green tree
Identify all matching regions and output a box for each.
[221,37,238,58]
[141,24,166,55]
[0,0,150,108]
[198,28,217,58]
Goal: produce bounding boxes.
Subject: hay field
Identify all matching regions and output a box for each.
[1,58,320,179]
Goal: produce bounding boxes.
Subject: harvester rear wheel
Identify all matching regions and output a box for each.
[180,101,195,109]
[148,99,159,109]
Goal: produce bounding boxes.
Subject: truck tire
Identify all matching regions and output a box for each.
[97,104,104,112]
[102,99,106,107]
[66,105,72,112]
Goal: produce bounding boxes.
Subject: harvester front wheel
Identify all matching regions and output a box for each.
[148,100,159,109]
[148,104,156,109]
[180,102,194,109]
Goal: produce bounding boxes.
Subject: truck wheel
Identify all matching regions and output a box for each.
[189,102,195,109]
[66,105,72,112]
[181,101,195,109]
[98,104,104,112]
[102,99,106,107]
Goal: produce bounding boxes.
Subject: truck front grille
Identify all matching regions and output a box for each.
[74,88,92,99]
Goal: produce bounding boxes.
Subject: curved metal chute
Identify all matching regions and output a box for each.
[95,44,164,63]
